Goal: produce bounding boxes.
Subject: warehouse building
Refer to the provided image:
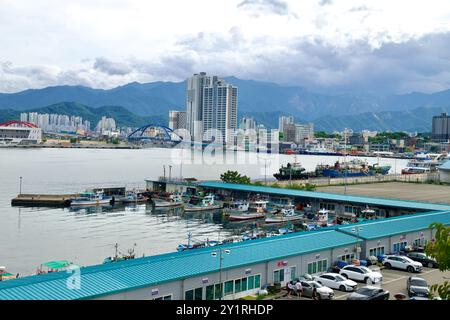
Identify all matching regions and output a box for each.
[439,160,450,183]
[1,208,449,300]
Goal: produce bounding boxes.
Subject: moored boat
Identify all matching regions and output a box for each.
[152,193,183,208]
[274,160,310,180]
[70,190,112,207]
[0,266,18,281]
[183,195,222,212]
[316,159,391,178]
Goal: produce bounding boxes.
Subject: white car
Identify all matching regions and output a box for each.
[339,265,383,284]
[314,273,358,292]
[382,255,423,273]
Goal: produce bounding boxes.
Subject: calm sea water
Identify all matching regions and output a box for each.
[0,148,408,275]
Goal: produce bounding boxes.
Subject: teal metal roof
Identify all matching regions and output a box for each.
[337,211,450,240]
[199,182,450,212]
[0,230,358,300]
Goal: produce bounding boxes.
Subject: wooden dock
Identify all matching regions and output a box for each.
[11,194,77,207]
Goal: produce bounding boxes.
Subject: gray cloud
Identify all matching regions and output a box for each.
[237,0,293,16]
[2,32,450,95]
[93,57,132,76]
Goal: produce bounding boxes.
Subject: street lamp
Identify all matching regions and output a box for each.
[211,248,231,300]
[168,165,172,182]
[19,176,23,195]
[351,226,363,260]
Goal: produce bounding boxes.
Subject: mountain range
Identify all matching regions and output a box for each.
[1,77,450,132]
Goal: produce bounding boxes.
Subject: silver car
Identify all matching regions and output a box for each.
[299,280,335,300]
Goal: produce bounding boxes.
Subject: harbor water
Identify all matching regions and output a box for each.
[0,148,408,275]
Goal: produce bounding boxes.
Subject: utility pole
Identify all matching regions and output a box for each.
[344,129,348,195]
[19,176,23,195]
[212,248,230,300]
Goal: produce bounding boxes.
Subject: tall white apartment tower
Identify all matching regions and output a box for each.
[185,73,238,143]
[202,77,238,143]
[186,72,208,141]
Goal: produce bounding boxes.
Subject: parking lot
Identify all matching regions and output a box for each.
[277,267,450,300]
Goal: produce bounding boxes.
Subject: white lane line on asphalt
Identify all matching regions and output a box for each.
[335,268,438,300]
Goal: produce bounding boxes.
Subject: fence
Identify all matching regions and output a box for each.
[275,172,440,187]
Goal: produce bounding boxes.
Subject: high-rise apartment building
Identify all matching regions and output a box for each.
[168,110,187,131]
[279,115,294,133]
[295,123,314,144]
[185,72,238,143]
[239,117,256,130]
[432,113,450,141]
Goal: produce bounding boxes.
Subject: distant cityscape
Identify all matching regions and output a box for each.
[1,72,450,156]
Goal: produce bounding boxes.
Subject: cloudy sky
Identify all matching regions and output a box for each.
[1,0,450,94]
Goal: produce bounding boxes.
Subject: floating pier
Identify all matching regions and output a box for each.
[11,194,76,207]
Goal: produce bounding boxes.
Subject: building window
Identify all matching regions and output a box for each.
[339,254,355,262]
[307,259,328,274]
[393,242,407,253]
[224,281,234,295]
[185,287,203,300]
[320,203,335,211]
[369,247,385,257]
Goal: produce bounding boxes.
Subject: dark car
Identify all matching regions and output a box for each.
[347,286,390,300]
[405,252,438,268]
[406,276,429,298]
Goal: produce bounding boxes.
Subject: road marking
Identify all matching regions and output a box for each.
[335,268,438,300]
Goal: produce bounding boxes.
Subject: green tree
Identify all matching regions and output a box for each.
[425,222,450,299]
[220,171,251,184]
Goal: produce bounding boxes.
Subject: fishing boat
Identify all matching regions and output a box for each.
[264,206,303,224]
[228,211,265,222]
[249,200,278,214]
[120,190,151,204]
[0,266,17,281]
[103,243,137,264]
[316,208,330,226]
[226,200,265,221]
[316,159,391,178]
[177,232,222,251]
[70,190,112,207]
[183,195,222,212]
[360,206,376,219]
[401,153,447,174]
[152,193,183,208]
[223,200,250,214]
[36,260,79,274]
[274,160,310,180]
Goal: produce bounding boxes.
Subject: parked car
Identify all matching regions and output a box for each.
[298,280,335,300]
[347,286,390,300]
[405,252,438,268]
[314,273,357,292]
[406,276,430,298]
[339,265,383,284]
[382,255,423,273]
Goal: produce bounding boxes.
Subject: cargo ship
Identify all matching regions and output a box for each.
[316,159,391,178]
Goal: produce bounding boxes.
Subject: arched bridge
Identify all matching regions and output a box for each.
[128,124,183,143]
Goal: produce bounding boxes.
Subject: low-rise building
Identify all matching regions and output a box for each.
[0,121,42,146]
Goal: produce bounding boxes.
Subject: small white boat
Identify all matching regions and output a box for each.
[264,208,303,224]
[70,191,112,207]
[184,195,222,212]
[316,208,329,225]
[153,194,183,208]
[228,212,265,221]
